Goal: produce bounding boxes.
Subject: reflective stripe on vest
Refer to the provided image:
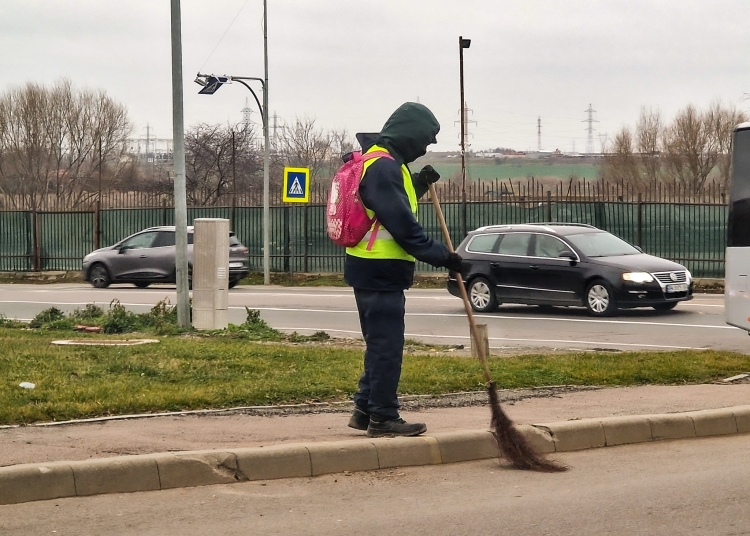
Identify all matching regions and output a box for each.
[345,145,417,262]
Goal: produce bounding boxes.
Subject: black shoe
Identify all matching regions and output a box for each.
[366,418,427,438]
[347,407,370,431]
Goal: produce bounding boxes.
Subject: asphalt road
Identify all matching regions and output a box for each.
[1,435,748,535]
[0,283,746,353]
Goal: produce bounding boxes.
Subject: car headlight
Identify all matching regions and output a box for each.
[622,272,654,283]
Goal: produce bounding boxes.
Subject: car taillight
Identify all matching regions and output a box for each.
[241,247,248,254]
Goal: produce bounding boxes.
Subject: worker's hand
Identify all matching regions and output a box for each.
[444,252,464,273]
[417,165,440,185]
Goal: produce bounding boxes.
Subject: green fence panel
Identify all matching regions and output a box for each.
[39,212,94,271]
[0,211,33,271]
[0,201,730,278]
[101,208,172,248]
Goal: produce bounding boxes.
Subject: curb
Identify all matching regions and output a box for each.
[1,405,748,505]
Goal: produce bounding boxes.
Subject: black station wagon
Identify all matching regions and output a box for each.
[447,223,693,316]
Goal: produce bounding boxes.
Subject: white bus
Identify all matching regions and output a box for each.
[725,122,750,332]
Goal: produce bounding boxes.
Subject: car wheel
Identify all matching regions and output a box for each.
[585,280,617,316]
[653,302,678,311]
[134,282,150,289]
[89,264,111,289]
[468,277,498,313]
[228,279,238,289]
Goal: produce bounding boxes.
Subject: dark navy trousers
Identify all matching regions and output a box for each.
[352,288,405,420]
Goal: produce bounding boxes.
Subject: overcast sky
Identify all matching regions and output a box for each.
[1,1,748,153]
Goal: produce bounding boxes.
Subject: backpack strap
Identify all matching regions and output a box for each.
[362,150,394,162]
[361,150,394,250]
[366,221,380,251]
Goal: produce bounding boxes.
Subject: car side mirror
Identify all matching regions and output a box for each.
[118,245,128,254]
[558,251,576,260]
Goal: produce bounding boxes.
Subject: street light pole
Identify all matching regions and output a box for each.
[459,35,471,239]
[196,74,269,283]
[262,0,270,286]
[194,0,270,285]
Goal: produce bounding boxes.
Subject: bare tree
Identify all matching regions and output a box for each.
[600,127,641,186]
[662,104,725,192]
[145,122,262,206]
[273,117,333,185]
[600,102,744,193]
[705,100,746,187]
[635,107,664,187]
[0,79,131,210]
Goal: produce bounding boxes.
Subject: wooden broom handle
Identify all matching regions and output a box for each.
[428,183,493,384]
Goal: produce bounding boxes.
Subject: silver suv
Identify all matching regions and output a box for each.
[82,226,250,289]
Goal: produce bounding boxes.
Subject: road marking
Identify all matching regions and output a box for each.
[1,301,738,331]
[250,307,738,330]
[273,326,707,350]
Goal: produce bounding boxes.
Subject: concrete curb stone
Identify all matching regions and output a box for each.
[689,408,739,437]
[235,444,312,481]
[2,405,749,506]
[70,455,161,497]
[734,406,750,433]
[154,450,240,490]
[0,462,75,505]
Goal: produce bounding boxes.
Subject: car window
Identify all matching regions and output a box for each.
[566,231,639,257]
[187,233,194,245]
[229,236,241,247]
[153,231,176,248]
[466,233,499,253]
[497,233,532,256]
[533,234,573,258]
[121,231,158,250]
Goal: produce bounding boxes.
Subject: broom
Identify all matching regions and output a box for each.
[428,183,567,473]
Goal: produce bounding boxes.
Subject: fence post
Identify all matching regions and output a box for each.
[303,203,309,273]
[162,199,168,226]
[32,209,41,272]
[93,200,100,250]
[636,193,642,247]
[283,205,290,272]
[546,190,552,221]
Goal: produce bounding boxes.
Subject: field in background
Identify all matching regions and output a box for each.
[419,156,601,182]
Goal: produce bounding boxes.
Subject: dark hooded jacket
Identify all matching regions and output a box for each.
[344,103,450,291]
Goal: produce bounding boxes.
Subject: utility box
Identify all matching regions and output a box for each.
[192,218,230,330]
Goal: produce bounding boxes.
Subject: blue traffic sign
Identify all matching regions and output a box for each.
[283,167,310,203]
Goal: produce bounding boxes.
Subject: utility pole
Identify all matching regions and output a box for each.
[272,112,278,150]
[583,104,598,155]
[458,36,471,238]
[170,0,190,327]
[598,132,609,154]
[241,98,253,132]
[262,0,270,285]
[537,116,542,151]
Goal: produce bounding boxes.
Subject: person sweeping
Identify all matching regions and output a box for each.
[343,102,463,437]
[339,102,565,472]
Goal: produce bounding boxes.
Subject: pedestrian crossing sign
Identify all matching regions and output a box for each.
[283,167,310,203]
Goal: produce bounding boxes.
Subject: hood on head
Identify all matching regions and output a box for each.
[378,102,440,164]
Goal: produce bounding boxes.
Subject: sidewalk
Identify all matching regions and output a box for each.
[2,383,749,505]
[2,383,748,468]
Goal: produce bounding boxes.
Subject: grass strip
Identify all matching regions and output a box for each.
[1,327,748,425]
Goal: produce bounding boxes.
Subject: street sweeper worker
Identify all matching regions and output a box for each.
[345,102,464,438]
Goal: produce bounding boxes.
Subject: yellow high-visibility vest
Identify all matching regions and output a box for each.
[345,145,417,262]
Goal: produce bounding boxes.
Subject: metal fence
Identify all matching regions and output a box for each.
[0,179,728,277]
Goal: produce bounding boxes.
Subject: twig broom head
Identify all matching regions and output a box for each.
[487,381,568,472]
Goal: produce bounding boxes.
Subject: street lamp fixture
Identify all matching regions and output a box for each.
[195,72,271,285]
[459,35,471,238]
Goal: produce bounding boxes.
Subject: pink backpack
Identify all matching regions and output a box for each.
[326,150,394,247]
